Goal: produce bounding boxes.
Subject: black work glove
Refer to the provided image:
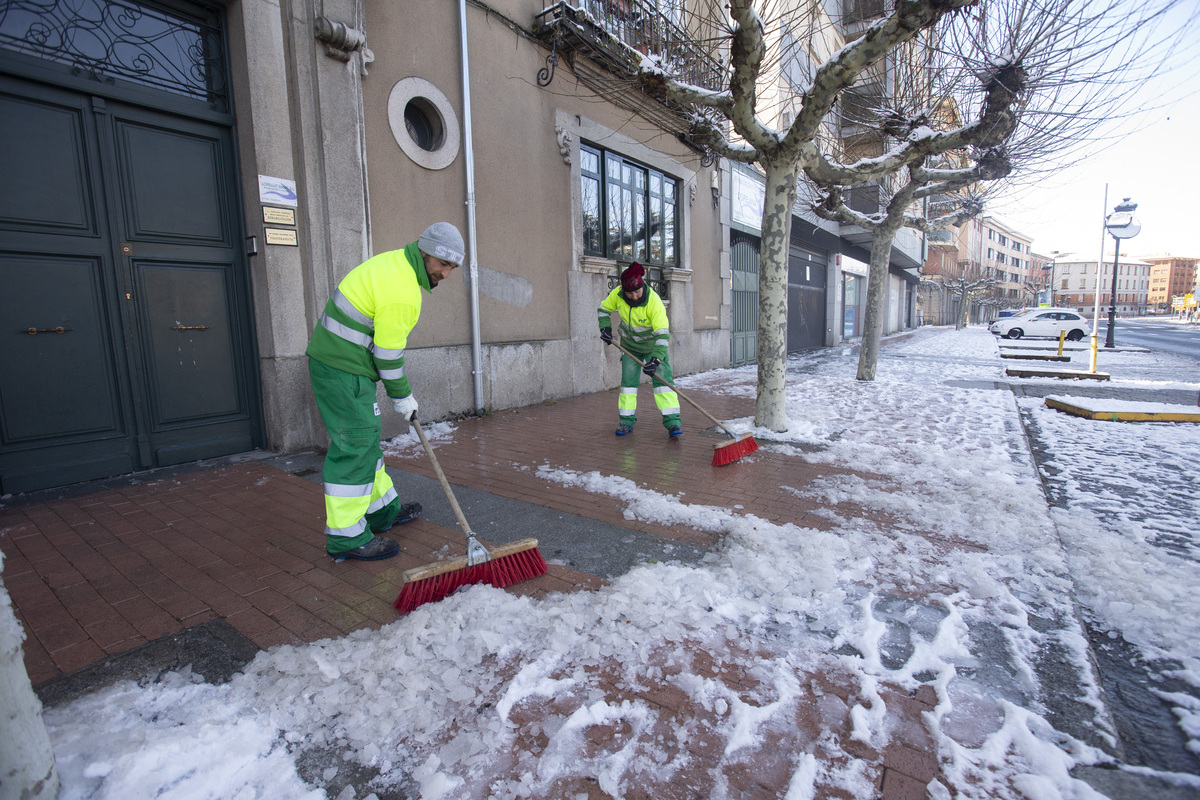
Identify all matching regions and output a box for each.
[600,328,613,345]
[642,357,660,377]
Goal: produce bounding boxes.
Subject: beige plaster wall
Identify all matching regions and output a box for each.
[228,0,732,446]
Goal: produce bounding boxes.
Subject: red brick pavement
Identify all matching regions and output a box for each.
[0,380,949,798]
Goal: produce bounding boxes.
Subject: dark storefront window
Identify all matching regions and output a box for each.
[844,273,861,337]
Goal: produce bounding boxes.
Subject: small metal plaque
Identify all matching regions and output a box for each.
[265,228,298,246]
[262,207,296,225]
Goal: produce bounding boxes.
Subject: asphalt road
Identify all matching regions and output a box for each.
[1098,316,1200,362]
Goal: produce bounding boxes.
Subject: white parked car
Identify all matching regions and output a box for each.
[989,309,1089,340]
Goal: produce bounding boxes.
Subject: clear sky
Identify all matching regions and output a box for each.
[988,32,1200,261]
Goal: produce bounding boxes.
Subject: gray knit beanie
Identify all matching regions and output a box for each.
[418,222,465,266]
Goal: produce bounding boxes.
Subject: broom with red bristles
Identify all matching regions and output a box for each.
[394,419,547,614]
[611,342,759,466]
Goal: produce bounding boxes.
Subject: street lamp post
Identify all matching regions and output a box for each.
[1046,256,1056,307]
[1104,198,1140,348]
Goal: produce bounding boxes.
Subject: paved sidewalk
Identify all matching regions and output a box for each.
[0,365,960,798]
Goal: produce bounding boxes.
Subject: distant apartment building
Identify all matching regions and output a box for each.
[1048,252,1152,317]
[978,217,1034,304]
[1027,251,1053,303]
[1144,256,1199,312]
[918,216,1035,325]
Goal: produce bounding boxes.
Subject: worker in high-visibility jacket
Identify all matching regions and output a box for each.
[598,262,682,437]
[305,222,464,560]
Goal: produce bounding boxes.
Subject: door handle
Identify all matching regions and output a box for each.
[22,327,73,335]
[172,324,210,332]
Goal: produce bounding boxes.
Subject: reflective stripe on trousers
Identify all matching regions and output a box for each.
[323,459,397,538]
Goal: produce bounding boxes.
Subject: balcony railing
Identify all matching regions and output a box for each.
[534,1,726,94]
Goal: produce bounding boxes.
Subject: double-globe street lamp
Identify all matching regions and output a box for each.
[1104,198,1141,348]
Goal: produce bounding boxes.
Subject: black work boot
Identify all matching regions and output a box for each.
[330,535,400,562]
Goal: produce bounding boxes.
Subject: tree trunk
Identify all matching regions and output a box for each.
[754,162,799,431]
[855,223,902,381]
[1,566,59,799]
[957,294,970,330]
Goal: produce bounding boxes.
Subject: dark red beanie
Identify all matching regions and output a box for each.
[621,262,645,292]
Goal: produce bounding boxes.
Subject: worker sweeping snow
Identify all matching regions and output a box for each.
[598,262,682,438]
[305,222,465,561]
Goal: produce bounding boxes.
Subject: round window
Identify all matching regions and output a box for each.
[404,99,442,151]
[388,77,460,170]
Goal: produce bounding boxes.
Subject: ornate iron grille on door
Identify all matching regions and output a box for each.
[0,0,228,112]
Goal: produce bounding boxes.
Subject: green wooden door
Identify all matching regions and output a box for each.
[0,75,258,493]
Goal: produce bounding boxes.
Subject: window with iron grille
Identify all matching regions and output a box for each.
[0,0,229,113]
[581,143,678,269]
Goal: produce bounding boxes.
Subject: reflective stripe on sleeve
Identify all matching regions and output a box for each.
[319,313,373,348]
[333,290,374,328]
[374,345,405,360]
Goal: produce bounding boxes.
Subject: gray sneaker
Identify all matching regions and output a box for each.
[615,423,633,436]
[329,535,399,562]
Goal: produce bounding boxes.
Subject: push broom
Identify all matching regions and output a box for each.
[610,341,758,466]
[394,419,547,614]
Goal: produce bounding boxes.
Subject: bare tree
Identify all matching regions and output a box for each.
[630,0,1195,427]
[639,0,979,430]
[804,0,1195,380]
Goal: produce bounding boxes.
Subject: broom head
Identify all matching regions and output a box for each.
[394,537,547,614]
[712,432,758,466]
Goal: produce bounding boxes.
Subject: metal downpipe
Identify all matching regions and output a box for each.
[459,0,484,414]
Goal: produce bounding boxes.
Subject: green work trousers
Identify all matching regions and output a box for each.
[619,352,682,430]
[308,358,401,554]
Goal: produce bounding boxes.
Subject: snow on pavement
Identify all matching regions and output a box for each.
[28,327,1200,799]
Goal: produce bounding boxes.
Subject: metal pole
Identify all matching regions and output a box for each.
[459,0,484,414]
[1089,185,1108,372]
[1105,239,1119,348]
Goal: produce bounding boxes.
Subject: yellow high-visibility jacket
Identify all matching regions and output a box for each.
[597,285,670,360]
[305,244,429,398]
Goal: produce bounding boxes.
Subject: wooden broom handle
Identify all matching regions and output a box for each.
[609,341,738,438]
[411,418,474,535]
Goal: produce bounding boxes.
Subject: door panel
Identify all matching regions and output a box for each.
[116,121,228,243]
[139,262,241,424]
[0,254,124,442]
[0,74,258,492]
[0,80,138,492]
[0,93,95,235]
[108,101,256,467]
